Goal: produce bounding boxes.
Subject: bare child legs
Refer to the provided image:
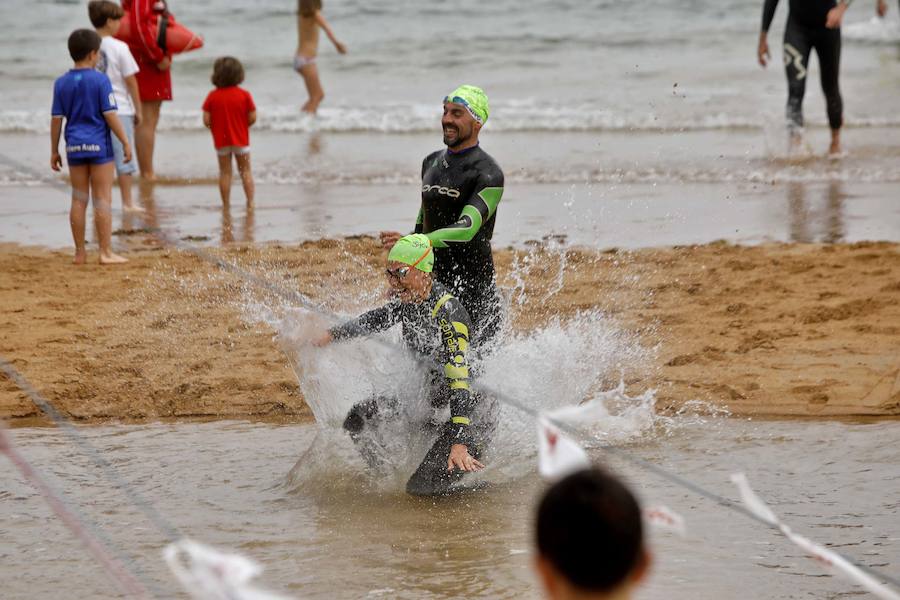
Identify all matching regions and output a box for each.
[91,162,128,264]
[217,153,233,205]
[298,63,325,114]
[235,153,255,208]
[217,151,254,207]
[68,162,128,264]
[135,100,162,180]
[69,165,90,264]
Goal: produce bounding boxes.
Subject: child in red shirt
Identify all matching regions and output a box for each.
[202,56,256,207]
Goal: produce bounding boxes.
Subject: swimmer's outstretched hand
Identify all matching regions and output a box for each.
[447,444,484,473]
[311,329,333,347]
[379,231,402,248]
[757,33,770,67]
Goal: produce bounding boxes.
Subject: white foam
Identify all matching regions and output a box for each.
[843,16,900,42]
[5,103,899,135]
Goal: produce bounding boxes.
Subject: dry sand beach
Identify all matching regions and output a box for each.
[2,238,897,423]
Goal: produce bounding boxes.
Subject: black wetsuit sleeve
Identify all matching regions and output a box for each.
[414,206,424,234]
[424,169,504,249]
[329,302,402,341]
[432,294,477,447]
[413,157,428,234]
[762,0,780,32]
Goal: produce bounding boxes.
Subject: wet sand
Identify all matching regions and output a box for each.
[2,238,897,422]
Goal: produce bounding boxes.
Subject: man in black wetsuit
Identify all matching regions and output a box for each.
[311,234,496,496]
[758,0,852,154]
[380,85,504,347]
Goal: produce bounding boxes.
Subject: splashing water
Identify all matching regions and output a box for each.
[244,273,662,493]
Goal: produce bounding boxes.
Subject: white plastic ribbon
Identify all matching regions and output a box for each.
[537,416,590,481]
[164,538,295,600]
[731,473,900,600]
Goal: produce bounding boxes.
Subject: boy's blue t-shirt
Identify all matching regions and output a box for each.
[51,68,117,160]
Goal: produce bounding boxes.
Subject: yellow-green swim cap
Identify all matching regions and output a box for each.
[387,234,434,273]
[444,85,489,124]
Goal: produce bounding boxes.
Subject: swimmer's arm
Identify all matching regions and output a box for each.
[315,11,347,54]
[425,185,503,249]
[50,116,63,171]
[760,0,779,33]
[414,206,424,234]
[329,302,402,340]
[202,111,211,129]
[440,305,476,447]
[248,110,257,127]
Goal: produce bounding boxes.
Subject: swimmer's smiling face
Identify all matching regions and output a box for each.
[442,102,481,149]
[386,260,431,303]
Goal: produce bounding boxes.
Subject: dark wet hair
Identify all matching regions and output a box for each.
[88,1,124,29]
[68,29,102,62]
[211,56,244,88]
[536,467,644,593]
[299,0,322,18]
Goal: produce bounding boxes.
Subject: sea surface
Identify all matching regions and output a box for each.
[0,0,898,248]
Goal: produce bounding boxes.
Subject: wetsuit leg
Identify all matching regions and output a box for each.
[783,17,814,132]
[343,395,397,471]
[813,27,843,131]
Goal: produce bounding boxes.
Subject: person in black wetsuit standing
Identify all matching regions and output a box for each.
[758,0,852,154]
[380,85,504,347]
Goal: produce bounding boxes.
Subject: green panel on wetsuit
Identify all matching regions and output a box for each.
[427,204,484,249]
[444,363,469,380]
[477,187,503,220]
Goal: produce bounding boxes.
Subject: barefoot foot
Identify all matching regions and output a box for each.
[123,204,146,213]
[73,251,87,265]
[99,252,129,265]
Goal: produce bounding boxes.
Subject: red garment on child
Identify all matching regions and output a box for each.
[202,87,256,149]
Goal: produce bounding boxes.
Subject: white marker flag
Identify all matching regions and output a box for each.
[731,473,900,600]
[537,416,590,481]
[164,538,296,600]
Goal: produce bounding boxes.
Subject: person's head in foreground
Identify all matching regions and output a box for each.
[386,233,434,303]
[442,84,489,151]
[535,467,650,600]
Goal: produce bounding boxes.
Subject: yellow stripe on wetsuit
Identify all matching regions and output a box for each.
[431,293,453,317]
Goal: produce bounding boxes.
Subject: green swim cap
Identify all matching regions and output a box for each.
[444,85,489,124]
[388,234,434,273]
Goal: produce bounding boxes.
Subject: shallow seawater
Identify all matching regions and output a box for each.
[2,418,898,599]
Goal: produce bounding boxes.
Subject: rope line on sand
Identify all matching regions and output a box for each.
[2,151,898,595]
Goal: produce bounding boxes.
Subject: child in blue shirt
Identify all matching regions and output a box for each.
[51,29,132,265]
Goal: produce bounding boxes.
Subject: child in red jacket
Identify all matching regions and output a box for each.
[202,56,256,207]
